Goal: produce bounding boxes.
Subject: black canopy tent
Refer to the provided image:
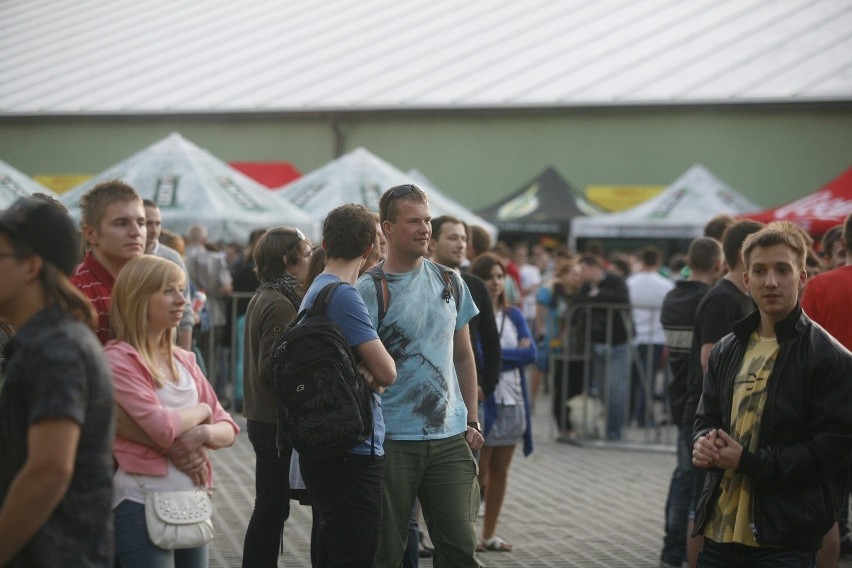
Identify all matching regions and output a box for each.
[476,167,588,245]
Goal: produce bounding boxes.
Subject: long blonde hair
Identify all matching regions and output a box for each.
[110,256,184,387]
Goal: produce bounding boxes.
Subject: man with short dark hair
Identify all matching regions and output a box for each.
[626,247,673,428]
[430,215,501,402]
[658,237,723,568]
[299,204,396,567]
[575,254,630,440]
[683,220,763,448]
[356,184,484,567]
[681,219,762,567]
[691,221,852,566]
[70,179,146,344]
[143,199,194,349]
[466,225,492,262]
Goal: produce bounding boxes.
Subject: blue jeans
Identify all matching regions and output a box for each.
[376,435,480,568]
[630,343,664,427]
[661,428,697,565]
[234,315,246,404]
[242,420,291,568]
[698,539,815,567]
[114,500,208,568]
[591,342,628,440]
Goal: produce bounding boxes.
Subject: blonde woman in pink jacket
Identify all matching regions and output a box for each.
[106,255,239,568]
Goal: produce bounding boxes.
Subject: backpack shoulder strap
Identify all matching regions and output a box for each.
[365,262,389,325]
[306,281,347,318]
[431,261,461,309]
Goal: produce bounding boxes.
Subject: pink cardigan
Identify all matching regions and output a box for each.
[105,340,240,484]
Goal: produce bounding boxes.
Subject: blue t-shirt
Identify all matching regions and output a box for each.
[300,273,385,456]
[356,260,478,441]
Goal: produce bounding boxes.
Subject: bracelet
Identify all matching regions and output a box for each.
[467,420,482,434]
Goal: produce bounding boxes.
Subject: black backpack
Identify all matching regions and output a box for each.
[271,282,373,458]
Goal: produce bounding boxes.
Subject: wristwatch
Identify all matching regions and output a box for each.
[467,420,482,434]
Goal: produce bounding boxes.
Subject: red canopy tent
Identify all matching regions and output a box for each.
[229,161,301,188]
[743,167,852,238]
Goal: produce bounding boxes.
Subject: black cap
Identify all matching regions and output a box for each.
[0,197,79,276]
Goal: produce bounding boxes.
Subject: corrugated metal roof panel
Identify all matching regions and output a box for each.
[1,0,850,116]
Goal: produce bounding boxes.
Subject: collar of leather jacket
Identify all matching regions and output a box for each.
[732,304,806,346]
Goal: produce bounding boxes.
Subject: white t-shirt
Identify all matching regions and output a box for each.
[494,309,523,405]
[518,263,542,320]
[626,270,674,345]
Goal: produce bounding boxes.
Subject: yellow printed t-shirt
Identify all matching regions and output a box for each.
[705,332,779,546]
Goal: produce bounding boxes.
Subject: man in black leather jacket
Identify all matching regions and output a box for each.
[691,221,852,566]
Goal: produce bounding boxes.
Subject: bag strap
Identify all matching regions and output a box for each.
[306,281,347,318]
[365,262,390,326]
[366,260,461,325]
[438,266,461,309]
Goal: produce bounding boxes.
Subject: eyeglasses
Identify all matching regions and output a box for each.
[381,184,422,222]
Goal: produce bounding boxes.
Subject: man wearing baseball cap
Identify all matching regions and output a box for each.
[0,197,116,566]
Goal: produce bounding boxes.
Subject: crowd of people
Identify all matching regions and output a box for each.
[0,178,851,568]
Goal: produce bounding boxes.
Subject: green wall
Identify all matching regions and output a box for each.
[1,105,850,210]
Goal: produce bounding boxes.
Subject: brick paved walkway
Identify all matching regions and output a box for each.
[209,395,852,567]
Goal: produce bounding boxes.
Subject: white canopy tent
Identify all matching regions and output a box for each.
[0,158,58,208]
[274,147,498,239]
[60,133,319,243]
[570,164,759,246]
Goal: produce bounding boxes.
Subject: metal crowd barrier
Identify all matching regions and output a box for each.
[550,302,676,450]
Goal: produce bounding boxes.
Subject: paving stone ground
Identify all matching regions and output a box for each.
[209,394,852,568]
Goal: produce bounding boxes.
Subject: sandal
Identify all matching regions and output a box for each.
[418,531,434,558]
[484,536,513,552]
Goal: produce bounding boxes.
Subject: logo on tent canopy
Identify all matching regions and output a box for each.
[497,183,540,221]
[774,191,852,220]
[290,181,326,208]
[217,176,262,210]
[154,176,179,207]
[650,188,687,218]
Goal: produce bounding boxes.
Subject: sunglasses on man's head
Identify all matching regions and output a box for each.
[388,184,419,199]
[381,184,423,221]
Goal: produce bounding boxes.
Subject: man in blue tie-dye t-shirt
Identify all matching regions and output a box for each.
[356,184,484,567]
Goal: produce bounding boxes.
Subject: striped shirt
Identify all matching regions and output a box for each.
[70,254,115,345]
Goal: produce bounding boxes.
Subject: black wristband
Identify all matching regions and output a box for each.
[467,420,482,434]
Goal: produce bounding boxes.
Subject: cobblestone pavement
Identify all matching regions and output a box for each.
[210,395,852,567]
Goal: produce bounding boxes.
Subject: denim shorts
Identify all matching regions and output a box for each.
[484,403,526,447]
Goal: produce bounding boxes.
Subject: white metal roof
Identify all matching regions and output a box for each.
[1,0,850,116]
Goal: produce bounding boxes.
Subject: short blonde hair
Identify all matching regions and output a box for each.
[111,255,185,386]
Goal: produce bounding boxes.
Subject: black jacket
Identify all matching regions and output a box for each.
[460,272,501,396]
[692,305,852,550]
[660,280,709,426]
[575,272,630,345]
